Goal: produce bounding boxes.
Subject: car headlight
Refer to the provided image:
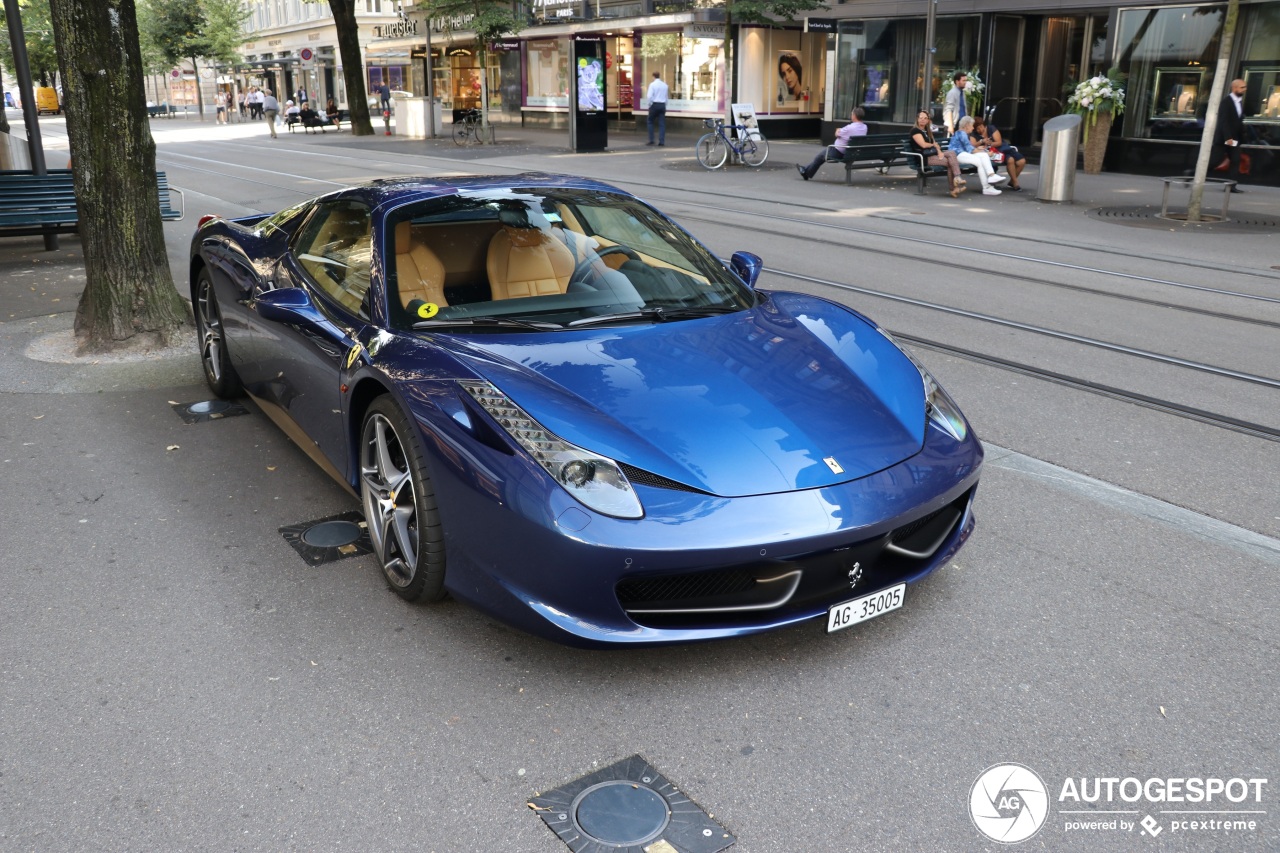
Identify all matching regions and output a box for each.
[461,381,644,519]
[919,367,968,442]
[876,328,969,442]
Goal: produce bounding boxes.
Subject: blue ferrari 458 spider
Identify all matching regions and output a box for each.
[190,174,982,647]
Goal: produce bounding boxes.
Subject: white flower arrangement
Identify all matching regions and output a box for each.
[1067,74,1126,141]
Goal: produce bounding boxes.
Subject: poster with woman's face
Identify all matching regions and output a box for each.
[777,51,804,102]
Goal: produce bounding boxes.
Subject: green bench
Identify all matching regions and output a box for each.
[824,133,980,194]
[0,169,183,237]
[900,136,980,194]
[825,134,913,185]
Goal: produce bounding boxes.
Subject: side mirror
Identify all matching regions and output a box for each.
[255,286,316,323]
[730,251,764,288]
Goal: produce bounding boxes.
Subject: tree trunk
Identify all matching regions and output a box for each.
[191,55,206,120]
[329,0,374,135]
[47,0,188,352]
[1188,0,1239,222]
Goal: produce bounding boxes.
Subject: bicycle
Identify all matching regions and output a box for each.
[695,118,769,170]
[452,109,493,146]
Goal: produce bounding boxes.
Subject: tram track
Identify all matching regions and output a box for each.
[769,267,1280,390]
[896,333,1280,443]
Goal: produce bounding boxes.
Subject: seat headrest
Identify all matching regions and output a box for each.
[395,221,412,252]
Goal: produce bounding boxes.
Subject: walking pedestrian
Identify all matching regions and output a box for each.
[215,90,228,124]
[797,107,867,181]
[646,71,668,146]
[1212,78,1248,192]
[943,71,967,135]
[378,83,392,114]
[262,89,280,139]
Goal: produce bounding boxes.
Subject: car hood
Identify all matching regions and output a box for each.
[443,293,927,498]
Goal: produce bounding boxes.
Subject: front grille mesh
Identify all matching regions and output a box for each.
[617,568,757,605]
[890,505,949,545]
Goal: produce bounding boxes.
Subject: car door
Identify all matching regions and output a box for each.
[253,199,375,477]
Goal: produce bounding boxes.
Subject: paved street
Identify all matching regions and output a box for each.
[1,112,1277,851]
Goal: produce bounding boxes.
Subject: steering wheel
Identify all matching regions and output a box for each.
[569,245,642,288]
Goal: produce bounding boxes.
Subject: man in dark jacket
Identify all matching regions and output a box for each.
[1213,78,1247,191]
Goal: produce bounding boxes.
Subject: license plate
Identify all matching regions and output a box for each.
[827,583,906,633]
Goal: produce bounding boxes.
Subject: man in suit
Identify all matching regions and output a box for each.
[1213,78,1247,192]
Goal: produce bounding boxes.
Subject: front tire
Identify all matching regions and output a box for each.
[194,269,242,398]
[741,136,770,167]
[360,397,447,602]
[696,133,728,170]
[452,121,470,146]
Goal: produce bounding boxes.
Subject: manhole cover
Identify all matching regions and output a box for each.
[187,400,231,414]
[573,781,670,846]
[530,755,734,853]
[279,511,373,566]
[172,399,250,423]
[300,520,363,548]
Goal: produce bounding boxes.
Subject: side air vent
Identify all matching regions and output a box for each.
[618,463,711,495]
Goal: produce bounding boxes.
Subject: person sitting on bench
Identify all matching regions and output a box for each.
[797,107,868,181]
[909,110,966,197]
[326,96,341,129]
[298,105,332,132]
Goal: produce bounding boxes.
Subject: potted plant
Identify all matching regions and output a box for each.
[1067,71,1126,174]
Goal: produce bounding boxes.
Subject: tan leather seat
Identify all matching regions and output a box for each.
[394,221,447,310]
[485,211,575,300]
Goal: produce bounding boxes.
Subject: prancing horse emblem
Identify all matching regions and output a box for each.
[847,562,863,589]
[824,456,844,474]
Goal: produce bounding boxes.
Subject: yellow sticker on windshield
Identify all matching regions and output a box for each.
[416,302,440,319]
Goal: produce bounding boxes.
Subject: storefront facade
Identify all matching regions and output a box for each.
[820,0,1279,183]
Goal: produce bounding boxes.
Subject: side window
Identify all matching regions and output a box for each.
[294,201,373,317]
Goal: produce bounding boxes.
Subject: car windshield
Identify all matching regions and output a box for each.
[383,187,755,331]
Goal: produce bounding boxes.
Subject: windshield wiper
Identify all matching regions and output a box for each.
[413,316,562,331]
[566,304,742,329]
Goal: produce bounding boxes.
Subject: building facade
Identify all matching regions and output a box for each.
[818,0,1279,183]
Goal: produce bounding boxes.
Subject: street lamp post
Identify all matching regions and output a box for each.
[3,0,56,249]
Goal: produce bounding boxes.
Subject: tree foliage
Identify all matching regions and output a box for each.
[137,0,248,117]
[1,0,60,86]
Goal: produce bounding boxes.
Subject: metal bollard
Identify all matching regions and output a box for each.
[1036,113,1082,203]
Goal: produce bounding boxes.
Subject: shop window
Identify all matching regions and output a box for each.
[1116,5,1223,141]
[527,38,570,107]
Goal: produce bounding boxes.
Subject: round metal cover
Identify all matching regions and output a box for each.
[572,781,670,846]
[300,520,363,548]
[187,400,232,415]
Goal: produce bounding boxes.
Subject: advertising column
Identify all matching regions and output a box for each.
[571,37,607,151]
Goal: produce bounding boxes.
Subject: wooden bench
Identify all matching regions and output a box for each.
[900,137,980,194]
[824,134,914,185]
[0,169,184,238]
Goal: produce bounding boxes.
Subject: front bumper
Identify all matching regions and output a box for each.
[429,420,983,648]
